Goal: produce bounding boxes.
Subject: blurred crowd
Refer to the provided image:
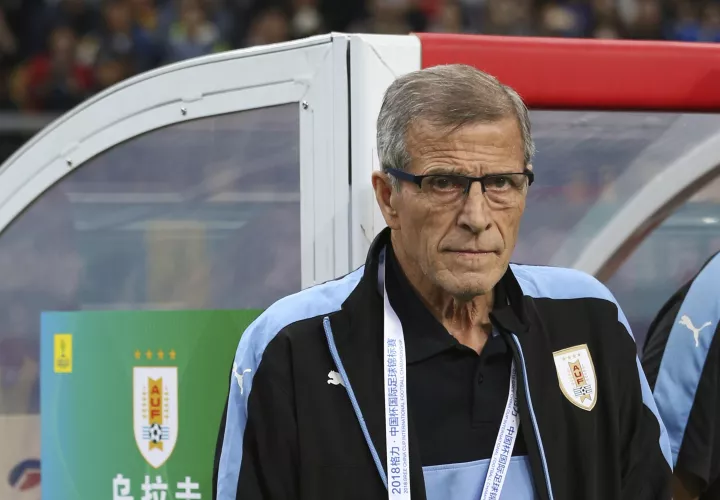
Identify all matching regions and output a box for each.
[0,0,719,112]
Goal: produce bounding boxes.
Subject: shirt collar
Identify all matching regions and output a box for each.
[381,237,529,364]
[357,228,528,357]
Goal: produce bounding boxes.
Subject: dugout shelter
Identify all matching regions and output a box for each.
[0,33,719,497]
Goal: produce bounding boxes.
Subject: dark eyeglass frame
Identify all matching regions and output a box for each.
[384,167,534,194]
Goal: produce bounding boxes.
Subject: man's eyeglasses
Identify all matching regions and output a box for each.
[384,167,534,206]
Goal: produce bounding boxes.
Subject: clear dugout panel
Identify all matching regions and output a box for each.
[605,178,720,348]
[0,103,300,484]
[514,110,720,348]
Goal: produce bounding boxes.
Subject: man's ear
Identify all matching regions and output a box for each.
[526,163,533,171]
[371,171,401,230]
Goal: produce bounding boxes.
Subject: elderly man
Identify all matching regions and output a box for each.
[214,64,672,500]
[643,250,720,500]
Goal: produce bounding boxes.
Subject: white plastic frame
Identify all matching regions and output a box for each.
[0,34,351,289]
[349,34,420,270]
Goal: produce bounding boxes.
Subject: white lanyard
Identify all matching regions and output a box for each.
[382,262,520,500]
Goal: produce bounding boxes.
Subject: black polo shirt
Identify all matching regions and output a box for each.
[385,246,528,466]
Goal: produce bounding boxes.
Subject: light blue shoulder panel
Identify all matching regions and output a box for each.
[215,267,364,500]
[652,252,720,465]
[510,264,672,468]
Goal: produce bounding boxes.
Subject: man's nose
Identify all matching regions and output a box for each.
[456,182,493,234]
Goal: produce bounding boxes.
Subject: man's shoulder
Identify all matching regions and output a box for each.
[510,264,638,348]
[509,263,615,304]
[238,267,365,354]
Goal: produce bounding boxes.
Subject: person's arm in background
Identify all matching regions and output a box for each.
[661,329,720,500]
[641,251,720,500]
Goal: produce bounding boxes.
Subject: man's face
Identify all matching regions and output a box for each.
[374,117,529,299]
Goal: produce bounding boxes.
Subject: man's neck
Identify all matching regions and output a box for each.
[390,238,494,354]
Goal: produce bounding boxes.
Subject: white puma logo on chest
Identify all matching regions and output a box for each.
[679,315,712,348]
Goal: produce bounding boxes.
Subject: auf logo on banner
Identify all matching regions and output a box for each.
[54,334,72,373]
[133,355,179,468]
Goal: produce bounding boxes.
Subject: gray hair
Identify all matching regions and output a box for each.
[376,64,535,178]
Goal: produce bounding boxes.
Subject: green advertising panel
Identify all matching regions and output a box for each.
[40,310,261,500]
